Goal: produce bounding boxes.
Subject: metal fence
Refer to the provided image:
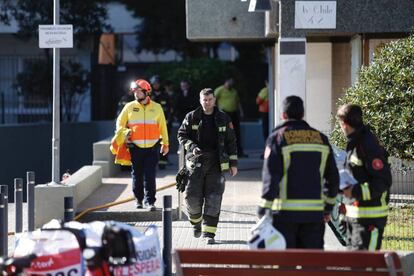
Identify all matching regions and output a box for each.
[384,160,414,251]
[1,92,87,124]
[0,93,52,124]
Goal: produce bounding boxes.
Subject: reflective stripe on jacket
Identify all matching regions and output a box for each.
[117,98,168,148]
[177,106,238,172]
[260,120,339,222]
[110,128,132,166]
[344,125,392,220]
[110,98,169,165]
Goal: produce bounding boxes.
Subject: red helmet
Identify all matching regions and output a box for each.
[130,79,152,94]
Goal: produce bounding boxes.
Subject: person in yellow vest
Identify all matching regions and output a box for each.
[111,79,169,210]
[214,77,247,158]
[256,80,269,157]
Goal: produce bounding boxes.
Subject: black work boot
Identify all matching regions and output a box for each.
[136,200,143,209]
[193,224,202,238]
[202,233,215,245]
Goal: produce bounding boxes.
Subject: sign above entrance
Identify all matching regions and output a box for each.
[39,25,73,48]
[295,1,336,29]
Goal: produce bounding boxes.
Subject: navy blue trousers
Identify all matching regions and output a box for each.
[129,145,159,205]
[272,220,325,249]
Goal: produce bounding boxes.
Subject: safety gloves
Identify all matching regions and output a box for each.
[176,167,190,193]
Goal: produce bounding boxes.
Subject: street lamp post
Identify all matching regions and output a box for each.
[51,0,60,184]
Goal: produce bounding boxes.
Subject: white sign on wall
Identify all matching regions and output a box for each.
[39,25,73,48]
[295,1,336,29]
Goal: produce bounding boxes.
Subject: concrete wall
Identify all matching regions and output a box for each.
[280,0,414,37]
[0,120,264,201]
[186,0,414,41]
[306,42,332,132]
[0,121,114,201]
[186,0,266,41]
[331,42,351,119]
[34,165,102,227]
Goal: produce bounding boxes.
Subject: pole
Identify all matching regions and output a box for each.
[0,189,7,257]
[27,171,35,231]
[162,195,172,276]
[276,0,307,125]
[64,196,74,222]
[1,92,5,124]
[14,178,23,234]
[267,47,275,130]
[51,0,60,184]
[177,145,184,220]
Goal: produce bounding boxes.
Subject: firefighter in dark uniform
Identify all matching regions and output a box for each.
[177,88,238,245]
[116,90,135,116]
[258,96,339,249]
[150,75,173,169]
[337,104,392,250]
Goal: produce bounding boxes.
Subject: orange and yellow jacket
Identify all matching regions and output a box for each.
[256,87,269,113]
[110,98,169,165]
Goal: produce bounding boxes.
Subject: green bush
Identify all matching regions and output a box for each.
[331,35,414,160]
[145,58,268,120]
[145,58,240,95]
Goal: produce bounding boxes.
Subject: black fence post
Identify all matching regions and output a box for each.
[0,192,7,257]
[64,196,74,222]
[163,195,172,276]
[27,171,35,231]
[0,185,8,256]
[14,178,23,234]
[1,92,5,125]
[177,145,185,220]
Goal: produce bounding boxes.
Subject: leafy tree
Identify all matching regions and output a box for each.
[122,0,219,59]
[145,58,240,94]
[14,60,90,122]
[0,0,111,122]
[330,35,414,160]
[145,57,268,120]
[0,0,111,43]
[0,0,12,24]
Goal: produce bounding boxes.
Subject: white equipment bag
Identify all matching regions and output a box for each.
[247,214,286,250]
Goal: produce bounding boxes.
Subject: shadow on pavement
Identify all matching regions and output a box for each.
[215,240,248,245]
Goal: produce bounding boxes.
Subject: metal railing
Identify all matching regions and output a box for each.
[0,93,52,124]
[0,92,85,124]
[384,160,414,251]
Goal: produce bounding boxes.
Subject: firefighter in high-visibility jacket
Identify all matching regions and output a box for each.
[112,79,169,211]
[337,104,392,250]
[258,96,339,249]
[177,88,238,245]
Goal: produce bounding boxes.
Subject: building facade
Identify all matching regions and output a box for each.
[186,0,414,131]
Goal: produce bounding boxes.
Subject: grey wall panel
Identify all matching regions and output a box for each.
[0,121,114,201]
[186,0,414,41]
[186,0,266,41]
[280,0,414,37]
[0,121,264,202]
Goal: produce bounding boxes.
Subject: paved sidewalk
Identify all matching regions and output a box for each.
[128,150,343,250]
[68,149,343,251]
[6,150,344,256]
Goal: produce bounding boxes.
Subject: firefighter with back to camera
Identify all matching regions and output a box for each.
[258,95,339,249]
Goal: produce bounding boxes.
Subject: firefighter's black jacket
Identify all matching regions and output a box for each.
[152,90,173,123]
[344,125,392,225]
[177,106,238,171]
[260,120,339,222]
